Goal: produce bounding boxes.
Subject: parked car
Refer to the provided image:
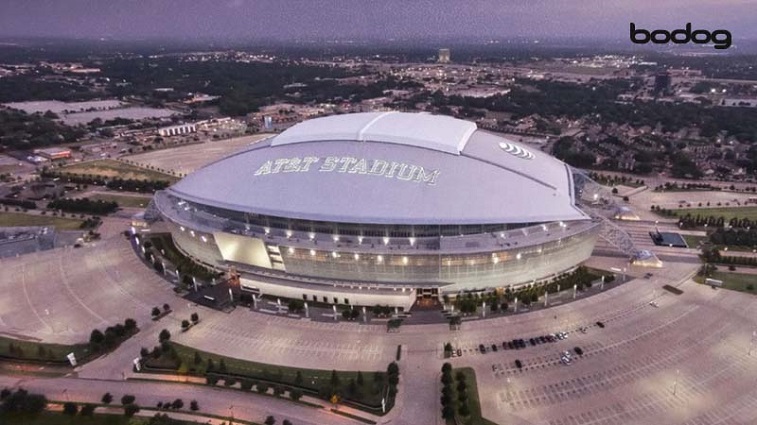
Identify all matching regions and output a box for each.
[479,344,486,354]
[515,359,523,369]
[574,347,583,356]
[596,321,605,328]
[491,344,498,352]
[457,348,462,357]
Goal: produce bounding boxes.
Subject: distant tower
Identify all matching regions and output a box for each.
[653,71,671,95]
[438,48,451,64]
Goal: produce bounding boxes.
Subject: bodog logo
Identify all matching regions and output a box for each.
[630,23,732,50]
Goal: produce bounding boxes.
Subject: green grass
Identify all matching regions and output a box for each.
[682,234,707,248]
[0,335,91,364]
[445,368,497,425]
[695,271,757,294]
[675,206,757,221]
[0,212,84,230]
[59,159,178,183]
[88,194,152,208]
[144,342,388,408]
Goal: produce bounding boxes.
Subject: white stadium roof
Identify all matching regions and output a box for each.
[271,111,477,155]
[168,112,590,225]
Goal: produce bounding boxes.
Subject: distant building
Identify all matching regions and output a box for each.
[653,71,671,95]
[438,48,451,64]
[158,123,196,137]
[34,147,72,161]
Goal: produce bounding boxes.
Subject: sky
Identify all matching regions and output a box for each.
[0,0,755,42]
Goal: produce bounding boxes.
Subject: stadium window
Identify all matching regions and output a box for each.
[344,298,349,305]
[323,296,328,303]
[302,294,307,300]
[333,297,338,304]
[312,295,317,301]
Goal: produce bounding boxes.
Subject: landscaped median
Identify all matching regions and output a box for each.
[137,341,398,416]
[440,364,497,425]
[0,318,139,368]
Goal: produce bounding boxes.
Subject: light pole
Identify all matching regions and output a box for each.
[229,404,234,425]
[672,369,680,396]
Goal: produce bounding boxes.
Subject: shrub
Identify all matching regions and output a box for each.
[123,403,140,418]
[121,395,136,405]
[80,403,96,416]
[159,329,171,342]
[101,392,113,404]
[190,400,199,411]
[63,401,78,416]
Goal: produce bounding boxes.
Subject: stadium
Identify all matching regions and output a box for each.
[151,112,602,309]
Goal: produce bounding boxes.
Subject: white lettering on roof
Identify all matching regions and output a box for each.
[253,156,440,186]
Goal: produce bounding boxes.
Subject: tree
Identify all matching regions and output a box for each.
[163,303,171,312]
[63,401,78,416]
[151,307,161,318]
[121,395,136,405]
[289,388,303,401]
[101,392,113,404]
[191,312,199,324]
[330,370,340,387]
[124,318,137,332]
[159,329,171,342]
[194,351,202,365]
[0,389,47,415]
[190,400,199,411]
[264,416,276,425]
[219,359,227,373]
[80,403,96,416]
[89,329,104,345]
[441,363,452,374]
[171,398,184,409]
[294,370,303,386]
[283,420,293,425]
[257,382,269,394]
[442,404,455,419]
[181,320,190,330]
[123,403,140,418]
[140,347,149,358]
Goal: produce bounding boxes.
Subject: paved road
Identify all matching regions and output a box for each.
[0,375,357,425]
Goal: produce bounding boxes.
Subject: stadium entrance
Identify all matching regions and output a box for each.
[415,287,441,309]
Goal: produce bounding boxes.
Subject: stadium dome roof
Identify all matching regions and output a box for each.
[168,112,589,225]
